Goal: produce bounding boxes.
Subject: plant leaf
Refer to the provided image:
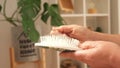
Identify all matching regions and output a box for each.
[18,0,41,18]
[48,4,64,26]
[41,3,49,23]
[41,12,49,23]
[51,4,59,13]
[41,3,64,26]
[18,0,41,42]
[22,16,39,42]
[51,16,64,26]
[42,2,49,13]
[0,5,2,12]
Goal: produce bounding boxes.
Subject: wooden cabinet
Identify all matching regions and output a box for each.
[58,0,111,33]
[58,0,111,67]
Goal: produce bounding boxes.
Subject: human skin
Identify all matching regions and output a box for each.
[60,41,120,68]
[50,25,120,68]
[51,25,120,45]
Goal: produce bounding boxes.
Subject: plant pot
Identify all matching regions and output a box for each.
[11,26,40,62]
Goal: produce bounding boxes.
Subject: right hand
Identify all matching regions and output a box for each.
[60,41,120,68]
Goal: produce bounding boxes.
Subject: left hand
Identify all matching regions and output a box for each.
[50,25,93,42]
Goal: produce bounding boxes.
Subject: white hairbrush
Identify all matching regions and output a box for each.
[35,34,81,51]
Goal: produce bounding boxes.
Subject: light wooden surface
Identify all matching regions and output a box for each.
[58,0,74,12]
[9,47,43,68]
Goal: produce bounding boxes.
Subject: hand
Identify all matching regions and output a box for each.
[60,41,120,68]
[51,25,93,41]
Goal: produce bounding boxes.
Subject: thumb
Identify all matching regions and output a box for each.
[50,27,61,35]
[79,41,96,50]
[60,50,89,62]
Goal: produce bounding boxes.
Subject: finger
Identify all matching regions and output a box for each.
[52,25,73,34]
[60,50,89,62]
[50,29,61,35]
[79,41,97,50]
[60,52,75,58]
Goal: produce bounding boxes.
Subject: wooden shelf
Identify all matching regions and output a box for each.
[86,13,109,17]
[42,0,111,68]
[61,14,84,17]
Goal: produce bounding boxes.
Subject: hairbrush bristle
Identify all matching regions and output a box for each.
[35,34,80,51]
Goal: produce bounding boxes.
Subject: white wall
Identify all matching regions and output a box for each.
[111,0,120,34]
[0,0,39,68]
[0,19,11,68]
[0,0,59,68]
[0,0,16,68]
[118,0,120,33]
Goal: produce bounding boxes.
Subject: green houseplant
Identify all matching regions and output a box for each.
[0,0,64,42]
[0,0,65,62]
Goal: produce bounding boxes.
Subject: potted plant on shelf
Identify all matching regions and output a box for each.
[0,0,64,62]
